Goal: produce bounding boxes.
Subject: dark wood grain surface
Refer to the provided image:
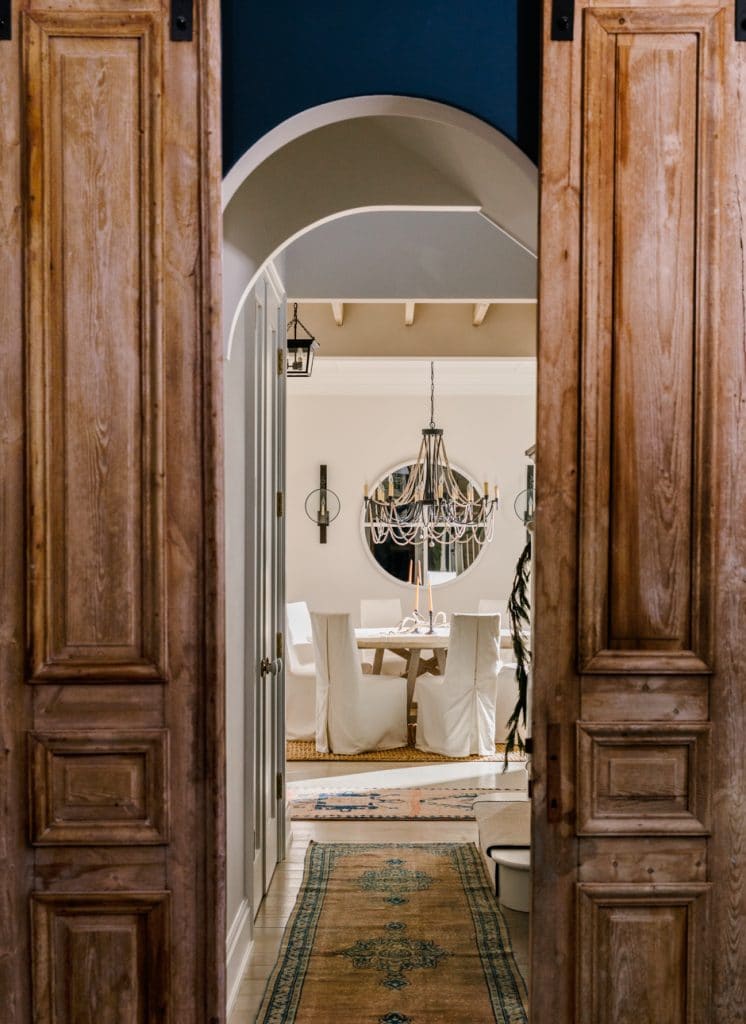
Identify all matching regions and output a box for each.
[535,3,740,1021]
[0,0,224,1019]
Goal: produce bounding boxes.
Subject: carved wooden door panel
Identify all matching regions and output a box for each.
[534,2,745,1020]
[0,0,223,1020]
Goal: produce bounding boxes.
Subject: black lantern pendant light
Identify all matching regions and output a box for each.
[286,302,320,377]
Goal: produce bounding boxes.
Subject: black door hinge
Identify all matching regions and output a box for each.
[737,0,746,41]
[551,0,574,41]
[171,0,193,41]
[0,0,11,41]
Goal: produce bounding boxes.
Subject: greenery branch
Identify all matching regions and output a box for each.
[503,533,531,768]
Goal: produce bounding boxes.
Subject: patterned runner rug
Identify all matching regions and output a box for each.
[257,842,528,1024]
[288,785,493,820]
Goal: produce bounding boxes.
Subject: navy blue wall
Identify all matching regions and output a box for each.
[221,1,540,173]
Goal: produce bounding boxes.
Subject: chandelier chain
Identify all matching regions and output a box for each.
[429,361,436,428]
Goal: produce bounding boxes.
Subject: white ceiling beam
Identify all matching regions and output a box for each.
[473,302,491,326]
[330,300,344,326]
[404,301,416,326]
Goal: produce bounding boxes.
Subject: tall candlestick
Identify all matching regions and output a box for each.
[417,562,422,586]
[427,582,433,612]
[364,482,369,497]
[407,559,413,584]
[414,580,420,613]
[483,481,489,498]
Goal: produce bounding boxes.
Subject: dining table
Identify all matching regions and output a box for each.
[355,624,515,746]
[355,625,515,706]
[355,626,450,709]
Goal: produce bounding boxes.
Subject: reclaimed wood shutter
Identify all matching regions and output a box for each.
[0,0,224,1020]
[534,1,745,1020]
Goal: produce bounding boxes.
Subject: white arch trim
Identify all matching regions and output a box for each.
[222,97,538,358]
[222,96,536,211]
[225,204,480,359]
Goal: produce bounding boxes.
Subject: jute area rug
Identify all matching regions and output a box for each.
[257,842,528,1024]
[288,786,495,821]
[287,740,525,764]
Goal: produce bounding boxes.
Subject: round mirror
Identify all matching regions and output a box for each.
[362,462,489,586]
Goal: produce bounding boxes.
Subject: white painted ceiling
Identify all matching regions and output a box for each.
[282,210,536,301]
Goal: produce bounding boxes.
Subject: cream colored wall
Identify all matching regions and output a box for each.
[295,302,536,358]
[286,389,535,626]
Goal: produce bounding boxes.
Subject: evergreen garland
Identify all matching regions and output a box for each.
[503,533,531,768]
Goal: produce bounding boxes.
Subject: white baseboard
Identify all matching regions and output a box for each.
[285,802,293,855]
[226,899,254,1018]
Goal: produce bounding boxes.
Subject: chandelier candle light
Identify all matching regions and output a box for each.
[363,362,500,551]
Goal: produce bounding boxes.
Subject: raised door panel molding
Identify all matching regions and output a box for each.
[578,9,724,675]
[577,723,711,835]
[576,884,710,1024]
[29,731,168,845]
[577,837,708,885]
[24,12,166,682]
[31,891,170,1024]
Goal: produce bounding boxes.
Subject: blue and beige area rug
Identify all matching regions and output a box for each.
[256,842,528,1023]
[288,786,493,821]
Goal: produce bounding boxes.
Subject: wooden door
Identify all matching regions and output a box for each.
[534,1,745,1020]
[246,271,286,906]
[0,0,224,1020]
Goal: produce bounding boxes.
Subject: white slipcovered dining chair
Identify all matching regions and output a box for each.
[359,597,405,676]
[311,612,408,754]
[478,598,512,649]
[414,613,502,757]
[285,601,316,741]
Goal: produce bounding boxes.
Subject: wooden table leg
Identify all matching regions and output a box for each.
[435,648,447,673]
[372,648,384,674]
[406,650,421,708]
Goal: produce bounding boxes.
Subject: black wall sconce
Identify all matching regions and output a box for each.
[304,465,341,543]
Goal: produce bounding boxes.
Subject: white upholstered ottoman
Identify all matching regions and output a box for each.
[473,789,531,913]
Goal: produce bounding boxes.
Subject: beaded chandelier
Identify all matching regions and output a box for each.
[363,362,499,548]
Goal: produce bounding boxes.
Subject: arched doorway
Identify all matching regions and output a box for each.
[222,97,538,1017]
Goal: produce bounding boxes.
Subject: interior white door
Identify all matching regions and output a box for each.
[248,270,286,905]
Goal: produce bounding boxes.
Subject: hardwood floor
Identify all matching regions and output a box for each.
[230,763,530,1023]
